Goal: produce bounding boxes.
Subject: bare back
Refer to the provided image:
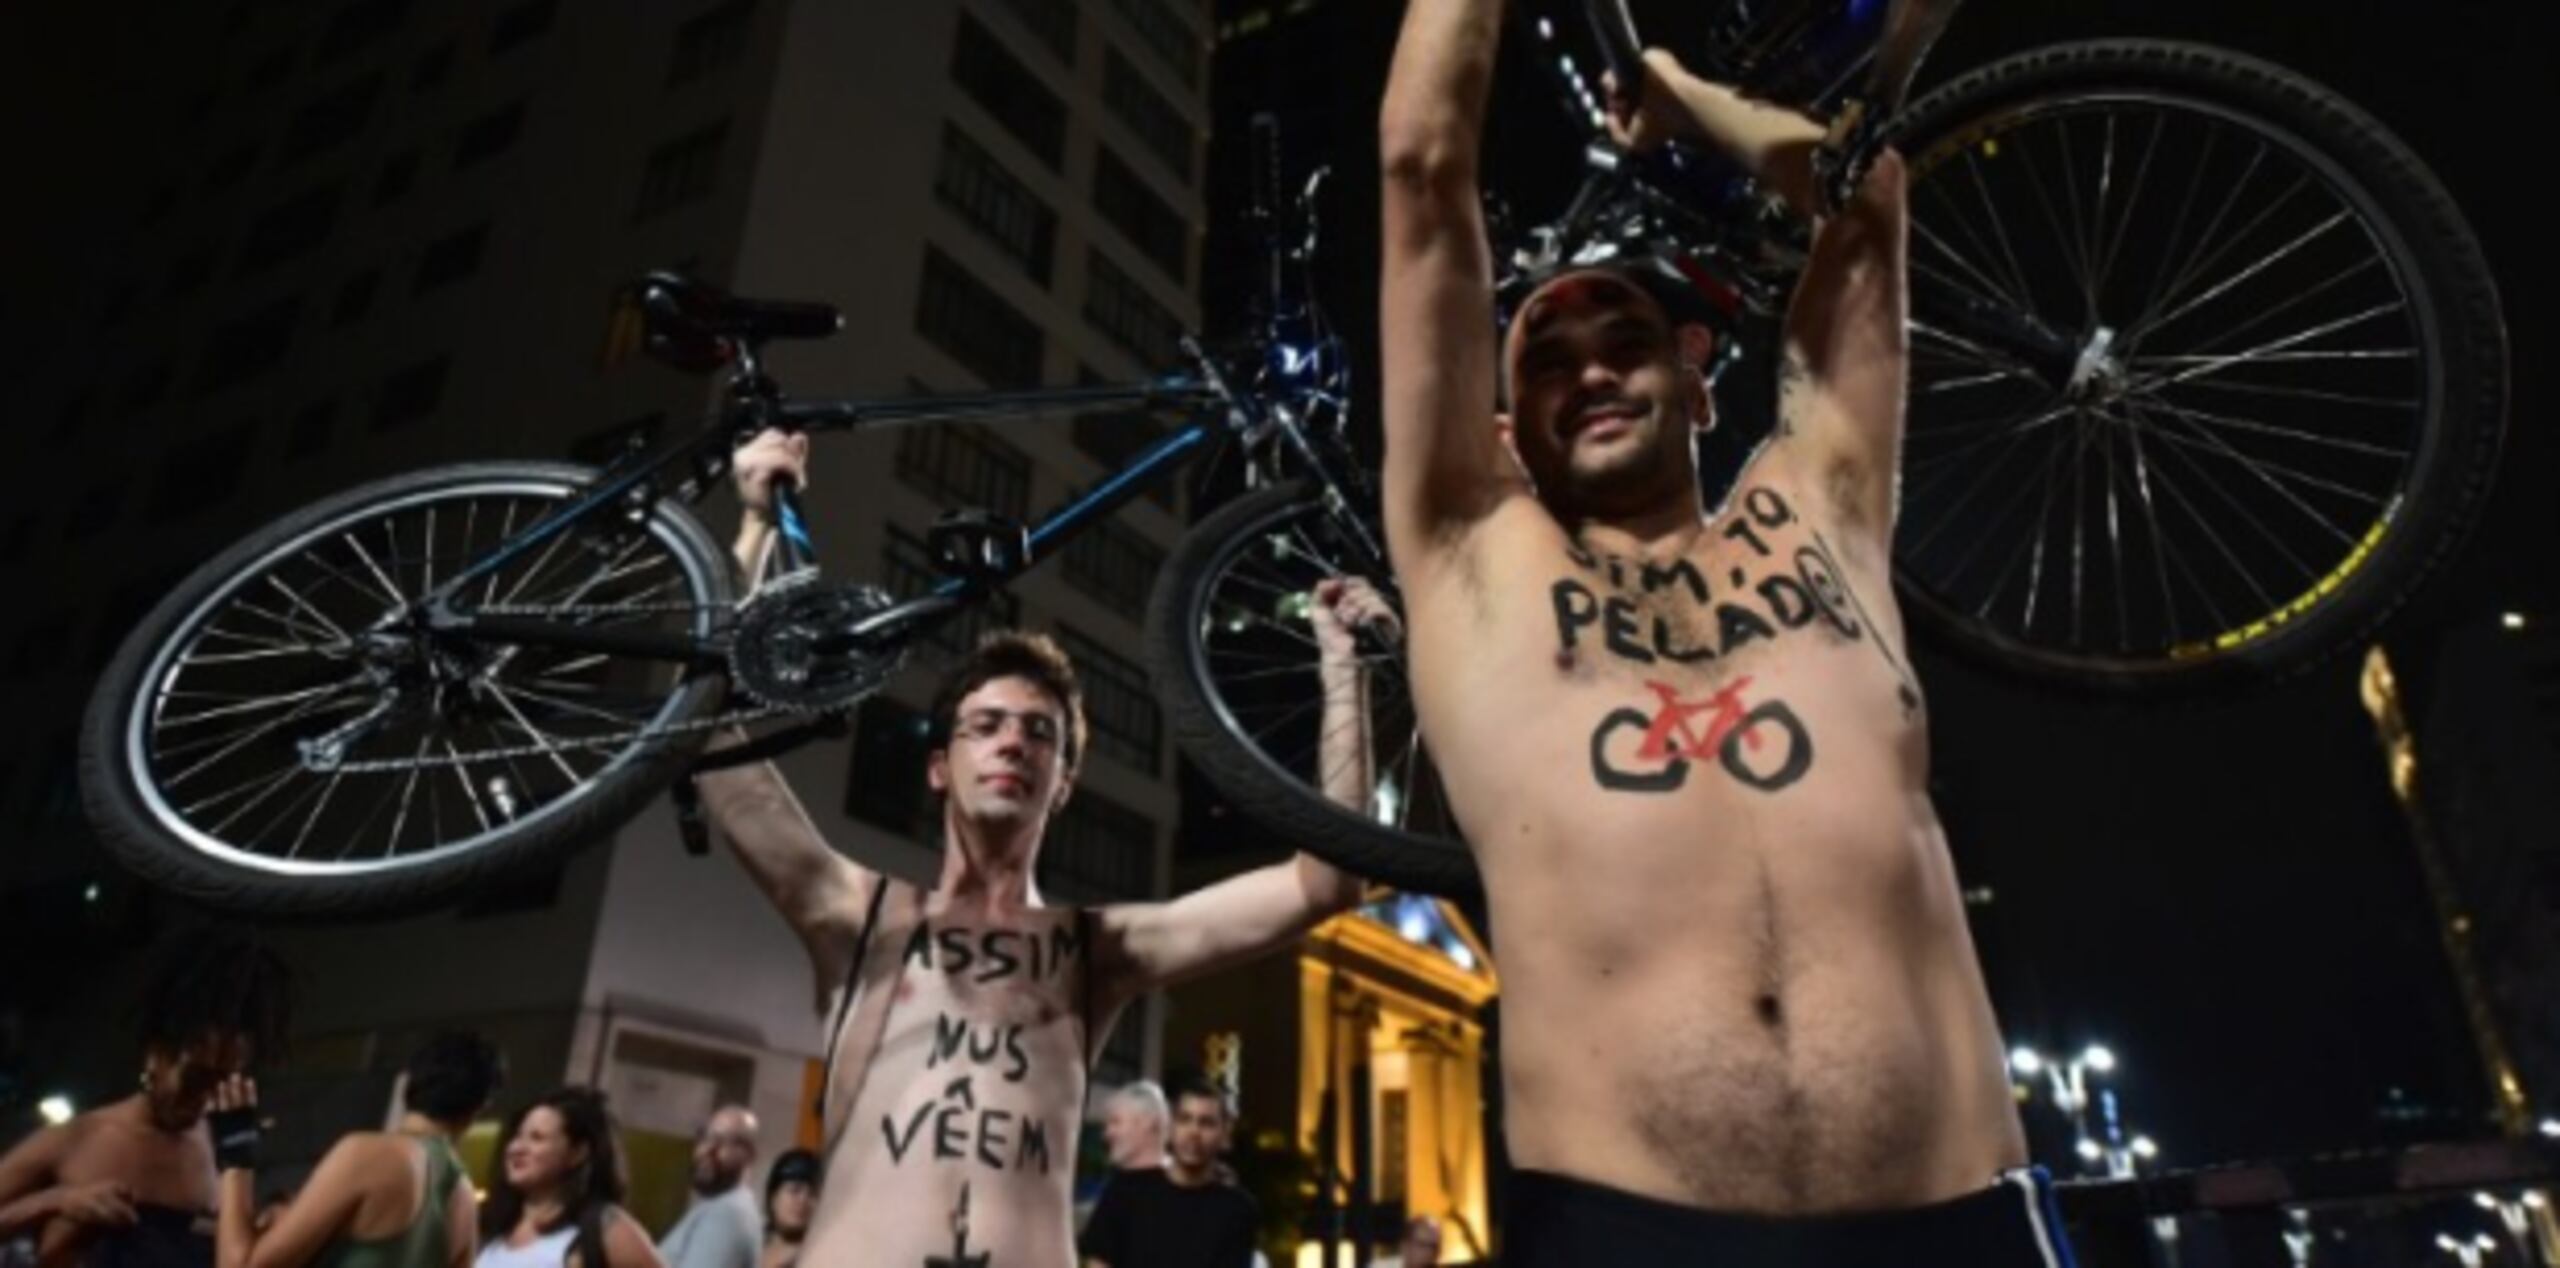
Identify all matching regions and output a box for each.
[1404,443,2024,1211]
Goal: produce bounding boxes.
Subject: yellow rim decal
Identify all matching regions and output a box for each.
[2167,499,2401,660]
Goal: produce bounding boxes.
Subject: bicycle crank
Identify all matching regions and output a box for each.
[729,575,906,713]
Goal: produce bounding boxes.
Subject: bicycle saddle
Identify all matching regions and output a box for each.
[637,270,842,371]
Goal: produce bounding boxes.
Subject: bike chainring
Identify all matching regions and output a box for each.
[728,575,905,713]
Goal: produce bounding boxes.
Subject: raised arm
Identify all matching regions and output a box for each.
[1091,580,1389,1001]
[696,429,879,1007]
[1612,51,1910,540]
[1377,0,1523,572]
[212,1079,368,1268]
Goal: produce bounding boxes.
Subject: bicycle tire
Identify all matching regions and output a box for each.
[79,462,735,918]
[1883,39,2505,696]
[1146,481,1480,897]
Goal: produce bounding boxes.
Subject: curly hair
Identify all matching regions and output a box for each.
[137,928,293,1060]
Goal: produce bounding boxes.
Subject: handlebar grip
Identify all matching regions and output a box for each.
[1584,0,1644,91]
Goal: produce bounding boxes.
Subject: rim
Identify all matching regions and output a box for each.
[1181,491,1466,854]
[1895,86,2440,677]
[122,475,723,877]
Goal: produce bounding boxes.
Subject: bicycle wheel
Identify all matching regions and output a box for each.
[1885,40,2505,694]
[1146,481,1479,897]
[79,462,735,917]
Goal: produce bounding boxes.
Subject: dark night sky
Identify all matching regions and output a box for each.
[1206,0,2559,1168]
[3,0,2553,1173]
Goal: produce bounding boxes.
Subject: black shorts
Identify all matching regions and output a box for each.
[1502,1167,2078,1267]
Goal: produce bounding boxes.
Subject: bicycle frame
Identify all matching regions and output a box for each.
[412,369,1231,668]
[1534,0,2084,378]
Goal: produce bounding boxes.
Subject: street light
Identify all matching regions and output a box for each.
[2538,1117,2560,1138]
[2075,1138,2103,1164]
[37,1096,73,1126]
[2010,1047,2043,1077]
[2434,1231,2498,1266]
[2131,1135,2159,1161]
[2083,1044,2117,1074]
[2473,1191,2544,1264]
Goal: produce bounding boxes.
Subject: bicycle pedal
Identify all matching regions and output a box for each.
[926,510,1031,579]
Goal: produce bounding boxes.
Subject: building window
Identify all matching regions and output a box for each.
[412,40,455,91]
[894,422,1031,521]
[205,141,261,193]
[147,418,257,524]
[846,692,935,839]
[951,15,1064,170]
[236,185,341,274]
[633,119,729,220]
[332,269,381,326]
[1070,405,1176,511]
[1083,248,1183,369]
[488,0,556,54]
[669,0,754,87]
[454,101,526,170]
[1380,1088,1411,1199]
[371,355,450,430]
[1103,49,1193,185]
[1062,517,1163,615]
[1044,783,1155,900]
[881,526,1022,659]
[1092,147,1188,284]
[413,222,489,294]
[316,0,406,65]
[193,296,302,396]
[373,147,421,203]
[286,400,335,460]
[992,0,1078,64]
[935,125,1056,285]
[915,246,1044,389]
[278,73,383,166]
[1110,0,1199,90]
[1053,625,1160,772]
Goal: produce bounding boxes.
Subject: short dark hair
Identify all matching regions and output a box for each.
[1166,1071,1233,1122]
[403,1031,506,1123]
[927,630,1088,772]
[139,929,293,1060]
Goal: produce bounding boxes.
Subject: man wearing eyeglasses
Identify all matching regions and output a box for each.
[685,431,1391,1268]
[657,1106,763,1268]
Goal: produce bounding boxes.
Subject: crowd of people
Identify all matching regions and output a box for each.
[0,933,1297,1268]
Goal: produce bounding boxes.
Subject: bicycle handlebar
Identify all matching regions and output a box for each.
[1584,0,1645,96]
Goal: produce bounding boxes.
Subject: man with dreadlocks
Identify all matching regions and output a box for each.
[0,930,293,1268]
